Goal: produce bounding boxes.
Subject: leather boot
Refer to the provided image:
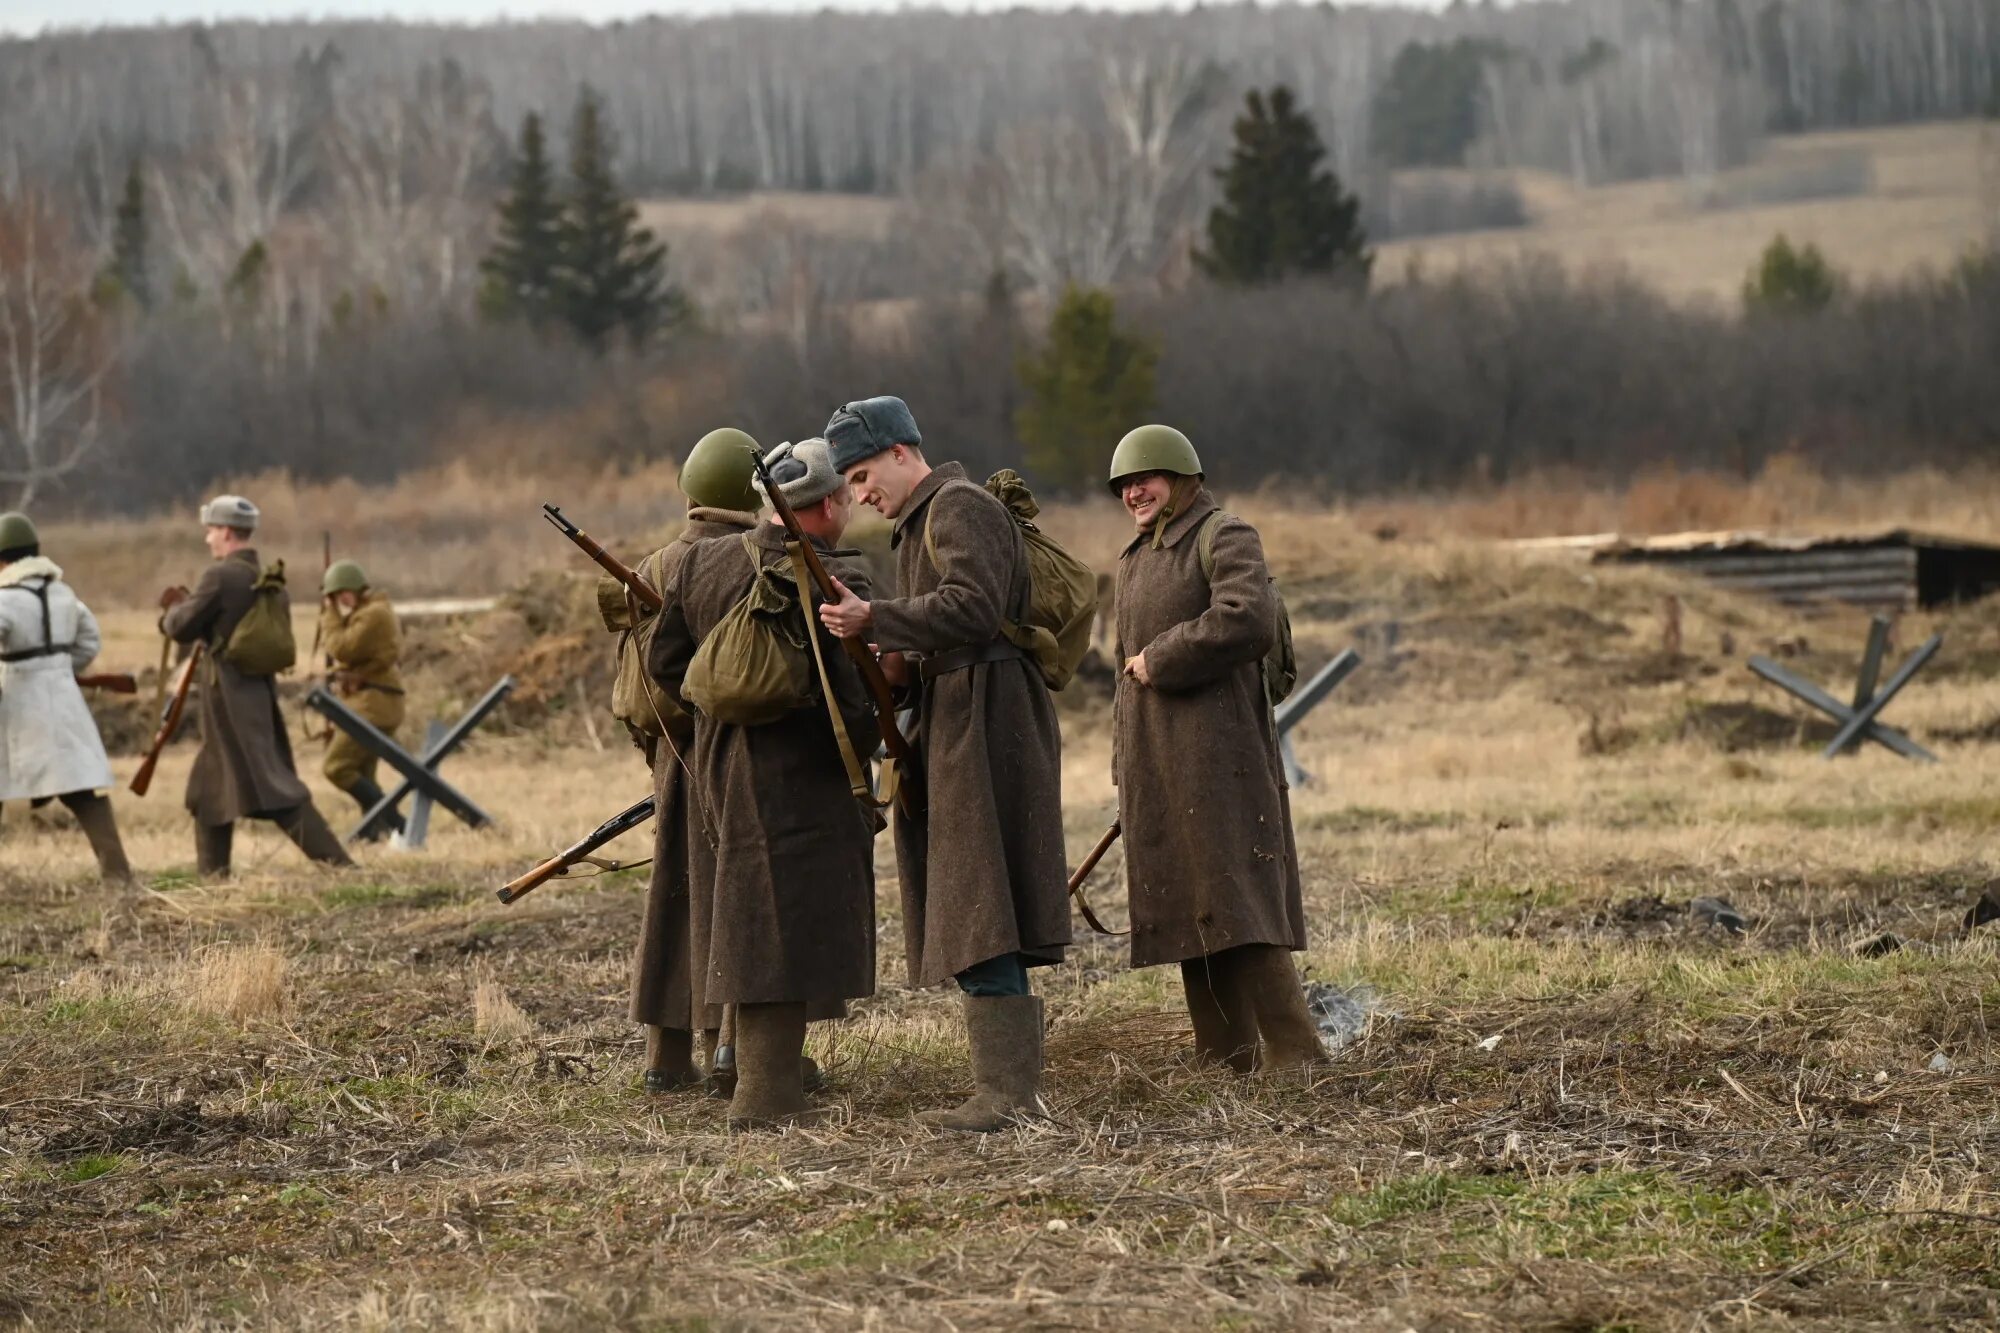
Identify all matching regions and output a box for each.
[1180,955,1257,1074]
[196,822,234,879]
[643,1024,700,1093]
[918,994,1044,1132]
[60,793,135,886]
[727,1002,823,1130]
[276,804,356,867]
[1226,945,1326,1072]
[346,778,404,842]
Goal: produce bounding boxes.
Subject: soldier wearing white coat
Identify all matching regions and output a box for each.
[0,511,133,883]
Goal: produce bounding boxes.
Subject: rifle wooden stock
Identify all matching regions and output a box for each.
[130,644,203,797]
[543,504,663,611]
[496,794,655,904]
[751,453,920,797]
[1065,821,1126,936]
[77,673,138,694]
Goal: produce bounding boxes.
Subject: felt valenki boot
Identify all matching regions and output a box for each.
[1225,945,1326,1073]
[63,793,134,886]
[727,1001,825,1131]
[196,822,234,879]
[1180,955,1258,1074]
[277,804,356,868]
[919,994,1044,1133]
[643,1024,700,1093]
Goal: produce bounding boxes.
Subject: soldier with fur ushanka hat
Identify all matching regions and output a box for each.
[818,397,1071,1133]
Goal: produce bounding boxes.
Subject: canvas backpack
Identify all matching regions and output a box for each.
[925,469,1098,691]
[609,545,689,739]
[681,534,819,726]
[1195,511,1297,708]
[224,561,297,677]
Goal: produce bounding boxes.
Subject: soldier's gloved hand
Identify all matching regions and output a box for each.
[159,585,190,610]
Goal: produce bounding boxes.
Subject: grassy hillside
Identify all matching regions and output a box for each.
[1377,120,1999,302]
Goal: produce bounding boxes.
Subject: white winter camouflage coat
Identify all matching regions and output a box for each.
[0,557,114,801]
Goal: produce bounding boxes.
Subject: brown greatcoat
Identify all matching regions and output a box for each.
[318,590,406,791]
[1113,490,1306,969]
[648,522,878,1010]
[161,548,311,824]
[612,507,758,1031]
[869,462,1071,987]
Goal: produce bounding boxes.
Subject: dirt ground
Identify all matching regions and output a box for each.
[5,537,1999,1331]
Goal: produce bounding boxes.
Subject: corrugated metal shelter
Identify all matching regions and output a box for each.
[1590,529,2000,611]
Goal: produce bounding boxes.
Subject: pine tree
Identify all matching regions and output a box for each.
[1742,233,1838,315]
[1015,286,1157,492]
[1195,86,1372,287]
[555,88,675,348]
[106,161,151,310]
[478,111,565,326]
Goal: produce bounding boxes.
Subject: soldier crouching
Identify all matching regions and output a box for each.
[317,560,407,842]
[647,438,878,1129]
[1107,426,1323,1073]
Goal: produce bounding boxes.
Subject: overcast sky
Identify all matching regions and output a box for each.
[3,0,1459,38]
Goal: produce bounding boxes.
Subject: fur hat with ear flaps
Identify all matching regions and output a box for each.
[824,396,920,473]
[755,438,843,510]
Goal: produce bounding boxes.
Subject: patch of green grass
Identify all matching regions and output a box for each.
[43,992,151,1032]
[63,1153,124,1182]
[275,1182,330,1208]
[1776,794,2000,831]
[1325,1169,1795,1270]
[322,880,456,910]
[780,1209,945,1272]
[147,869,202,891]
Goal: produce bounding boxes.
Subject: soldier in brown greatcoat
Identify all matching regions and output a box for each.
[599,428,763,1094]
[648,438,878,1129]
[1106,426,1322,1072]
[160,496,353,876]
[819,396,1070,1132]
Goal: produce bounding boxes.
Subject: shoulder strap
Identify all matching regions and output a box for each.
[0,577,65,661]
[786,543,891,810]
[1195,510,1227,582]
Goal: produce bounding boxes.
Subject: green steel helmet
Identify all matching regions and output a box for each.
[681,428,764,512]
[0,511,37,553]
[322,559,369,595]
[1107,424,1202,492]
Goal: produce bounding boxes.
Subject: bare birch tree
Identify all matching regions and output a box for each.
[0,192,112,508]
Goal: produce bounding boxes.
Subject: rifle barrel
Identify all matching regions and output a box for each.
[544,503,663,611]
[131,644,202,797]
[495,795,655,905]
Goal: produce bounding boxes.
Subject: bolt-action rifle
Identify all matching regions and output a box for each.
[750,448,919,813]
[130,643,203,798]
[542,504,662,611]
[496,794,655,904]
[1066,820,1126,936]
[76,673,138,694]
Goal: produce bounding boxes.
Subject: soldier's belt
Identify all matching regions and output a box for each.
[918,640,1027,681]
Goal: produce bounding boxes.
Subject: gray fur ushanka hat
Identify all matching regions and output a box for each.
[756,438,843,509]
[824,396,921,472]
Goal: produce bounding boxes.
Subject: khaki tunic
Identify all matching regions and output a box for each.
[648,522,878,1009]
[870,462,1071,987]
[619,508,757,1031]
[1113,491,1306,968]
[162,549,310,825]
[318,591,405,791]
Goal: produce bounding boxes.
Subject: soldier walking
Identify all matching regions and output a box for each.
[160,496,353,876]
[601,428,763,1093]
[819,396,1071,1132]
[0,512,134,884]
[649,439,878,1129]
[317,560,407,842]
[1106,426,1323,1072]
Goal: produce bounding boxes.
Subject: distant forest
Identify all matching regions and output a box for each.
[0,2,1996,513]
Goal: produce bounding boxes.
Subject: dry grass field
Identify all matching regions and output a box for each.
[1378,120,1999,302]
[6,485,2000,1329]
